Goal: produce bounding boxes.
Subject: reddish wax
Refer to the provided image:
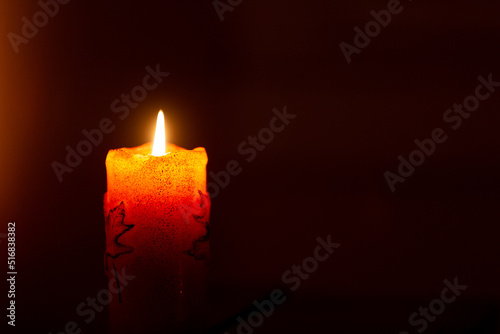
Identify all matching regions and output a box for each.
[104,142,210,333]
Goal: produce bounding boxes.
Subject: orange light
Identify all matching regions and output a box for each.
[152,110,166,156]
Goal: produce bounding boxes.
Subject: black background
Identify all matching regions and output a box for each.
[2,0,500,333]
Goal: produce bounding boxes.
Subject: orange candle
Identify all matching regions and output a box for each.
[103,111,210,333]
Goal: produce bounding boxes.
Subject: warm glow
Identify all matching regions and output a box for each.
[152,110,167,156]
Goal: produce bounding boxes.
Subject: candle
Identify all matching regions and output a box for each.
[103,111,210,333]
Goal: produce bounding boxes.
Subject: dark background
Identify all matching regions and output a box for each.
[1,0,500,333]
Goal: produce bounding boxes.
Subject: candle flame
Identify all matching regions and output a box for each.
[152,110,167,156]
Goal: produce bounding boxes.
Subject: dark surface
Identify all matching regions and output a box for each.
[1,0,500,333]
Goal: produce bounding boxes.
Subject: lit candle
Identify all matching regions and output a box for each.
[103,111,210,333]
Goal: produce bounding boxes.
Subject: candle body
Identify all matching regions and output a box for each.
[104,143,210,333]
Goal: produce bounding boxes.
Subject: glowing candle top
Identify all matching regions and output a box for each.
[104,111,208,206]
